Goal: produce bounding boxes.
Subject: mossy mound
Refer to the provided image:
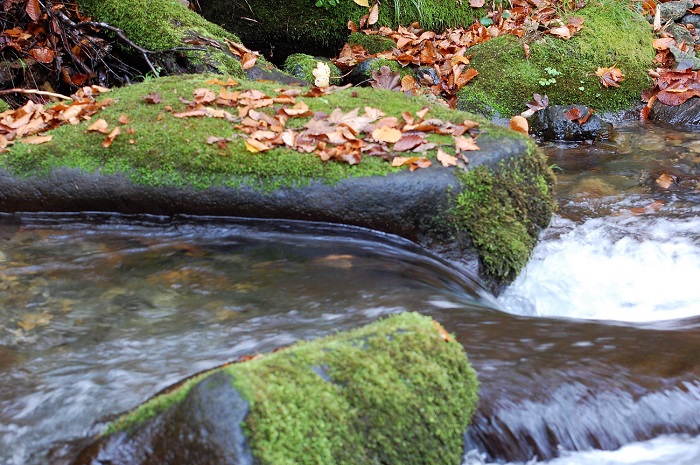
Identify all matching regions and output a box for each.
[283,54,342,86]
[77,312,479,465]
[457,0,654,118]
[198,0,486,63]
[76,0,245,77]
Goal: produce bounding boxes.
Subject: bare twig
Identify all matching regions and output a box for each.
[0,88,73,100]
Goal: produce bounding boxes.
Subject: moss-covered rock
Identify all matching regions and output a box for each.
[73,312,479,465]
[76,0,246,78]
[283,54,342,85]
[0,74,552,289]
[457,0,655,118]
[347,32,397,54]
[198,0,486,63]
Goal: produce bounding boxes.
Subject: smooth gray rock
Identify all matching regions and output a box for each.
[659,1,694,22]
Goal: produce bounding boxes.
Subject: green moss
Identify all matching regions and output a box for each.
[451,147,555,281]
[106,312,478,465]
[283,54,342,85]
[0,74,492,191]
[76,0,245,77]
[347,32,396,54]
[0,99,9,112]
[457,0,654,117]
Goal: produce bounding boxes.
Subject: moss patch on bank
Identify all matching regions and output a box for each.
[0,74,503,191]
[76,0,245,77]
[451,147,555,282]
[104,312,479,465]
[457,0,654,118]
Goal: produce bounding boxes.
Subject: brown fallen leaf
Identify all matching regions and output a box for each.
[372,126,402,143]
[437,148,458,167]
[87,118,110,134]
[455,135,480,151]
[20,134,53,145]
[509,115,529,135]
[102,127,121,148]
[596,66,625,88]
[368,3,379,25]
[394,133,426,152]
[142,93,163,104]
[244,138,271,153]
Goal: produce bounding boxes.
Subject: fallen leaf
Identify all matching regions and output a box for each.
[193,87,216,104]
[469,0,485,6]
[353,0,369,6]
[655,173,676,189]
[372,126,402,143]
[371,65,401,91]
[596,66,625,88]
[368,3,379,25]
[564,107,582,121]
[433,320,453,342]
[548,26,571,39]
[30,47,54,64]
[245,138,271,153]
[455,135,480,151]
[394,133,425,151]
[118,114,130,125]
[87,118,110,134]
[102,127,121,148]
[509,115,529,135]
[26,0,41,22]
[437,148,458,166]
[241,52,258,69]
[20,134,52,145]
[142,93,163,104]
[391,155,432,171]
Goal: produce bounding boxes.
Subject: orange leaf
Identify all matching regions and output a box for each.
[433,320,453,342]
[29,47,54,64]
[118,114,130,125]
[102,127,121,148]
[596,67,624,88]
[548,26,571,39]
[26,0,41,21]
[372,126,402,143]
[21,134,52,145]
[455,136,480,151]
[437,148,458,167]
[87,118,110,134]
[242,52,258,70]
[564,107,582,121]
[655,173,675,189]
[509,115,529,135]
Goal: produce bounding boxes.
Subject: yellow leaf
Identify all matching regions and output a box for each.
[312,61,331,88]
[245,138,271,153]
[353,0,370,6]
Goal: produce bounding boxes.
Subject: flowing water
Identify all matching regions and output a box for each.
[0,122,698,465]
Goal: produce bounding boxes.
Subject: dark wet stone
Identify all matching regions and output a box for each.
[659,0,694,23]
[416,67,440,86]
[527,105,612,142]
[73,371,253,465]
[650,97,700,125]
[244,64,306,86]
[348,58,381,85]
[681,13,700,28]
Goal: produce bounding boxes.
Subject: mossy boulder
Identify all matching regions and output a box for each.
[197,0,486,63]
[76,0,247,78]
[73,312,479,465]
[0,74,553,291]
[457,0,655,118]
[283,54,342,85]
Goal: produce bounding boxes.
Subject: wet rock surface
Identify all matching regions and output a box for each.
[650,97,700,126]
[528,105,612,142]
[73,371,253,465]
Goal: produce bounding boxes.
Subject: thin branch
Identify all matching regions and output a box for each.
[0,88,73,100]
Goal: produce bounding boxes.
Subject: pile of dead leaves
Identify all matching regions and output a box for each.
[335,0,587,107]
[160,78,481,170]
[0,85,112,151]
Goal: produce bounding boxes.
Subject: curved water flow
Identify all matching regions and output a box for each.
[0,123,698,465]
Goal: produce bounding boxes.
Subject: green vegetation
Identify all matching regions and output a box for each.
[76,0,245,77]
[451,147,555,281]
[347,32,396,54]
[457,0,654,118]
[104,312,479,465]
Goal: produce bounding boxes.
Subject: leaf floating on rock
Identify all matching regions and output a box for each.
[509,115,529,135]
[564,107,582,121]
[437,148,458,167]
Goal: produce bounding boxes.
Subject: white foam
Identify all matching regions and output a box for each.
[499,214,700,322]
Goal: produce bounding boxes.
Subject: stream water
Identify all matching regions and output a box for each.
[0,122,699,465]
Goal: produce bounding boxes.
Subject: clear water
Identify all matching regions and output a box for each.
[0,122,699,465]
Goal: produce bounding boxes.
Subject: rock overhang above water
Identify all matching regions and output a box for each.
[0,74,554,292]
